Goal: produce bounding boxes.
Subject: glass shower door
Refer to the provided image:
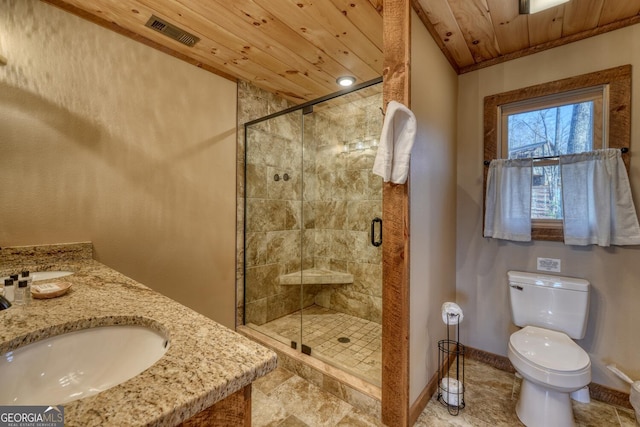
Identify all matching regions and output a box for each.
[243,80,383,386]
[243,109,304,350]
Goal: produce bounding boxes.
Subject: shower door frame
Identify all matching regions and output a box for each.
[242,76,384,350]
[242,78,384,134]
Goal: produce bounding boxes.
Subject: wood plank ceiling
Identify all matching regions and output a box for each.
[413,0,640,73]
[43,0,640,104]
[43,0,384,104]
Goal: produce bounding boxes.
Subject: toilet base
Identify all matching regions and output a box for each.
[516,378,575,427]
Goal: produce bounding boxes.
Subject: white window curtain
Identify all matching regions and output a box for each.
[484,158,533,242]
[561,148,640,246]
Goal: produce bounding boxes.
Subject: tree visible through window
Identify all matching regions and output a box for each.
[500,87,605,222]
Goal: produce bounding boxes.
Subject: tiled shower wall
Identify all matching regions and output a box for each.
[237,81,383,327]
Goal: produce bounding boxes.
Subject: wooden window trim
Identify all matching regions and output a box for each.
[483,65,632,241]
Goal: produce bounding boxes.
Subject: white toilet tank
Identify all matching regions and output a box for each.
[508,271,590,339]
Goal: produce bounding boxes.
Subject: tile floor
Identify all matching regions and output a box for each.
[249,306,382,386]
[252,357,638,427]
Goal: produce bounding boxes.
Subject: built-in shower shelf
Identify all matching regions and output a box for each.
[279,268,354,285]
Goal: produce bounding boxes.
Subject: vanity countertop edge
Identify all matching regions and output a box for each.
[0,243,277,427]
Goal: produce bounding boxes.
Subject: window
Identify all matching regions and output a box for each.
[500,86,607,224]
[484,65,631,241]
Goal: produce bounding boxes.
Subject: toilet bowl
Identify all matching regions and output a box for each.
[509,326,591,427]
[507,271,592,427]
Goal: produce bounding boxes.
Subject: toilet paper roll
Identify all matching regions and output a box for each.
[440,377,464,406]
[442,302,463,325]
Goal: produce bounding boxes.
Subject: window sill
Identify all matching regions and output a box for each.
[531,227,564,241]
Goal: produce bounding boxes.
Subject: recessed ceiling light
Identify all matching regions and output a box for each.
[519,0,570,14]
[336,76,356,87]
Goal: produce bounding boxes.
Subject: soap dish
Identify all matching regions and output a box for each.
[31,281,72,299]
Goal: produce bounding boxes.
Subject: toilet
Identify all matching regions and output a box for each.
[507,271,591,427]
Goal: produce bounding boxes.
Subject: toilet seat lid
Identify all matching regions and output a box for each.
[510,326,590,372]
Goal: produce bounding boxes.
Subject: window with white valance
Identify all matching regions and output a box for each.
[483,65,639,245]
[484,149,640,246]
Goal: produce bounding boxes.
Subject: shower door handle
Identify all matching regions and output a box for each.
[371,217,382,247]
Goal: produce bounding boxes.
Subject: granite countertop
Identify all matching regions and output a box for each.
[0,243,277,427]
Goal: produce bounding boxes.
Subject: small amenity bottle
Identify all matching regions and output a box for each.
[20,271,32,303]
[15,280,27,305]
[20,271,32,284]
[4,279,15,302]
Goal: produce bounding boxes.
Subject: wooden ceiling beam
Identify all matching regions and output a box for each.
[381,0,411,425]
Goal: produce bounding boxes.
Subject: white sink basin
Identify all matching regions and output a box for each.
[32,271,74,281]
[0,325,169,405]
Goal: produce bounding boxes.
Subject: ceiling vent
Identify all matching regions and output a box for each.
[144,15,200,47]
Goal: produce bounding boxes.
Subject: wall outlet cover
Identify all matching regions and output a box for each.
[537,257,561,272]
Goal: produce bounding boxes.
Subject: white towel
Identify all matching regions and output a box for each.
[441,302,463,325]
[372,100,417,184]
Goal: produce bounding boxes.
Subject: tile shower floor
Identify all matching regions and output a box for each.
[252,358,637,427]
[249,305,382,386]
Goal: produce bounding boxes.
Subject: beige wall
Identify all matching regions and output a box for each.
[457,24,640,391]
[0,0,237,328]
[410,10,459,404]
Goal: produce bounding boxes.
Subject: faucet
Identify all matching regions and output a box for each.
[0,295,11,310]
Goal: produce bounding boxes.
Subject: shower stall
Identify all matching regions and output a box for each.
[242,79,383,386]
